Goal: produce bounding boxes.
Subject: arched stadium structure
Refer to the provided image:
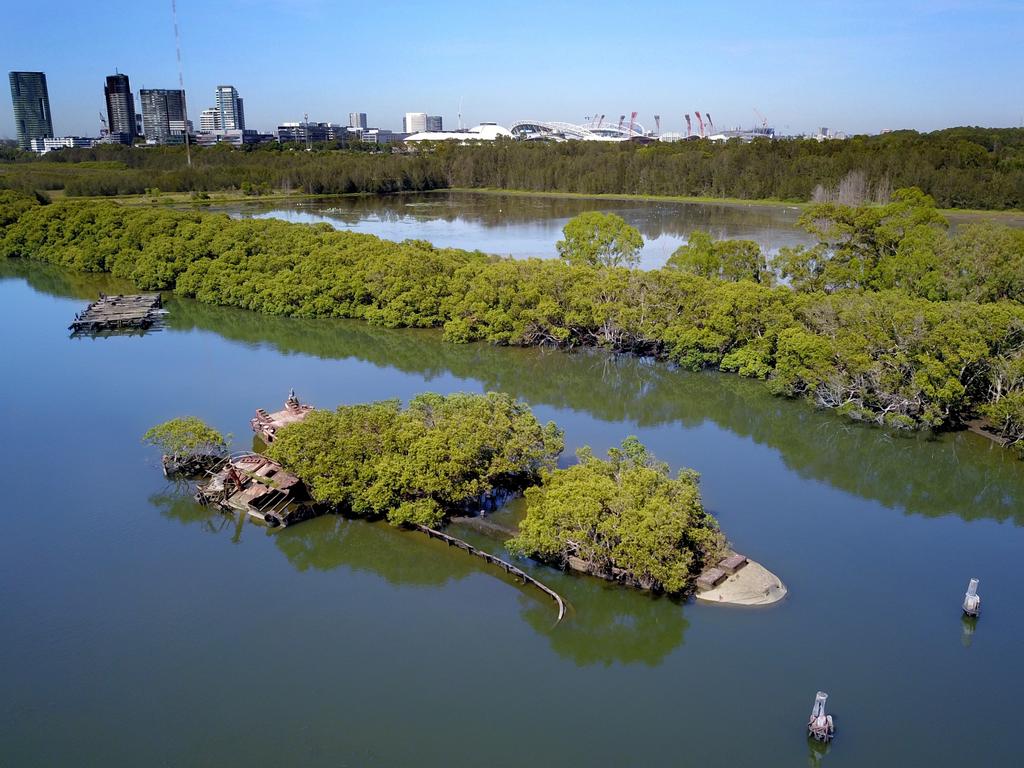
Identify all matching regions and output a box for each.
[509,120,649,142]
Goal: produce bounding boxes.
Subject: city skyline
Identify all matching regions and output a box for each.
[2,1,1023,140]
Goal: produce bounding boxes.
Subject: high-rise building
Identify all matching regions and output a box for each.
[403,112,427,133]
[426,115,443,132]
[349,112,367,129]
[140,88,187,144]
[215,85,244,131]
[199,107,220,132]
[9,71,53,150]
[103,73,136,144]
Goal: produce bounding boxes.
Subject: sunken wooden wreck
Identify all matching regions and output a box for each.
[161,452,224,478]
[250,389,314,443]
[195,453,322,527]
[70,293,166,335]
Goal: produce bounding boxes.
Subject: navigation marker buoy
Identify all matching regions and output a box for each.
[807,691,835,742]
[963,578,981,617]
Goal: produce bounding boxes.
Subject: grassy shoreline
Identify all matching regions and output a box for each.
[449,187,809,209]
[453,187,1024,220]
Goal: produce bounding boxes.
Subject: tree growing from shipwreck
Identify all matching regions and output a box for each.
[143,417,229,475]
[508,437,725,594]
[266,392,565,527]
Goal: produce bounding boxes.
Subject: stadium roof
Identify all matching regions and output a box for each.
[405,123,513,142]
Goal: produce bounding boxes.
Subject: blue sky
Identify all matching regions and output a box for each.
[2,0,1022,138]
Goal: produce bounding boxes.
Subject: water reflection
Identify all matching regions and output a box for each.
[149,488,246,541]
[209,190,814,268]
[147,480,690,665]
[960,615,978,648]
[150,488,689,663]
[807,737,832,767]
[275,515,481,587]
[0,257,136,299]
[519,579,688,666]
[5,257,1021,527]
[164,295,1023,526]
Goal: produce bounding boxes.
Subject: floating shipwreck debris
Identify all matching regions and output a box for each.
[695,552,787,606]
[250,389,314,443]
[69,293,166,335]
[807,691,835,742]
[195,452,321,527]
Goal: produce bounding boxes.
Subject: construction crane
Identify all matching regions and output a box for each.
[654,115,661,135]
[754,107,768,129]
[171,0,191,167]
[685,114,692,137]
[695,111,705,138]
[98,112,109,137]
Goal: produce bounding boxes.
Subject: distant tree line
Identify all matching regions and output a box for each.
[0,126,1022,208]
[0,143,447,197]
[2,189,1024,449]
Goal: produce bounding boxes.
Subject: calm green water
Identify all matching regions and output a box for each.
[3,258,1023,767]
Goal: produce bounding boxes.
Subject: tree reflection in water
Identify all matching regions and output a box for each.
[8,255,1021,527]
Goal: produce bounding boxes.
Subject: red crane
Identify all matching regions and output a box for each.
[627,111,637,136]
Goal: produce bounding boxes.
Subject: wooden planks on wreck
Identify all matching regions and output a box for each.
[69,293,166,335]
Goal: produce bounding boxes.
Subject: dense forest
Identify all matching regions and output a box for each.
[3,189,1024,450]
[1,126,1022,209]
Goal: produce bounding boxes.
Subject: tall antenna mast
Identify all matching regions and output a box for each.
[171,0,191,167]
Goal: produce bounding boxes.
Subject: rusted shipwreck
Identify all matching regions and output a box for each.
[192,391,319,526]
[195,453,321,527]
[250,389,314,443]
[70,293,166,335]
